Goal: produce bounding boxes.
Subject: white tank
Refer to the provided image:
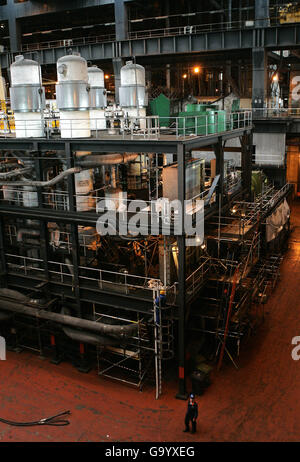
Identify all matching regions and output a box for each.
[59,111,90,138]
[120,61,145,87]
[56,53,90,138]
[102,187,127,212]
[119,61,147,129]
[11,56,41,85]
[10,55,45,138]
[75,151,95,212]
[88,66,105,88]
[88,66,107,131]
[75,169,95,211]
[2,185,15,203]
[23,185,38,207]
[57,54,88,83]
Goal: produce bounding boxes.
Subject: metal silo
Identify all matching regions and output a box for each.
[10,55,45,138]
[88,65,107,131]
[56,53,91,138]
[119,61,147,129]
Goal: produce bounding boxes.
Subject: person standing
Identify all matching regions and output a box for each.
[183,393,198,434]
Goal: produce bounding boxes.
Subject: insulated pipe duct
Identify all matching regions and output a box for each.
[10,55,45,138]
[62,326,119,346]
[0,167,82,187]
[61,305,120,345]
[0,166,32,178]
[0,292,138,339]
[77,153,138,167]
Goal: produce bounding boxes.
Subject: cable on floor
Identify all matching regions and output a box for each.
[0,410,71,427]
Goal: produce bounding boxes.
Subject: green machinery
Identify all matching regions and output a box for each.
[149,95,237,136]
[252,170,268,198]
[149,93,171,126]
[177,104,227,136]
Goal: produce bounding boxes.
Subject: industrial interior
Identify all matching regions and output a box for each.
[0,0,299,426]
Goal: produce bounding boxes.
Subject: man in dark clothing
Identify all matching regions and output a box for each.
[183,393,198,434]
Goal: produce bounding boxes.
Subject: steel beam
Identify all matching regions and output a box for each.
[0,128,252,153]
[2,24,300,68]
[0,0,130,20]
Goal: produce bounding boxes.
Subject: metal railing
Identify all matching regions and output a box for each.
[4,251,209,305]
[209,183,291,241]
[186,257,211,299]
[0,111,252,141]
[18,9,300,53]
[4,253,177,301]
[249,107,300,118]
[0,180,207,222]
[224,170,242,194]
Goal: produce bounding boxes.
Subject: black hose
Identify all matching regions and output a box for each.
[0,410,71,427]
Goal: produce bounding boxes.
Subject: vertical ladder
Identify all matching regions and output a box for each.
[153,287,162,399]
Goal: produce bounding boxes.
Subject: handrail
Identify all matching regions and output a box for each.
[18,13,300,53]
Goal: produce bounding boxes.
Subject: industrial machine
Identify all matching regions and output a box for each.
[56,53,90,138]
[10,55,45,138]
[0,53,292,398]
[88,65,107,131]
[119,60,147,129]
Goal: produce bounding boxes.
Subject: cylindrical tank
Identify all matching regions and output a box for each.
[88,66,105,88]
[56,53,90,138]
[22,185,39,207]
[10,55,45,138]
[127,155,147,189]
[88,66,107,131]
[103,187,126,212]
[207,111,216,135]
[74,152,95,212]
[120,62,145,87]
[119,61,147,129]
[215,110,226,133]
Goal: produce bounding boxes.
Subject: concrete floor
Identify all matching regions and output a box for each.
[1,201,300,442]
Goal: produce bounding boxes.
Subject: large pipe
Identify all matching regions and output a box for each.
[77,153,138,167]
[0,167,81,187]
[0,166,32,179]
[62,326,119,346]
[0,154,139,187]
[0,293,138,339]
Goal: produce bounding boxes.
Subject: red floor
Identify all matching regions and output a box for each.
[1,201,300,442]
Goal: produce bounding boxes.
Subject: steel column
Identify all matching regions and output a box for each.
[241,132,253,200]
[34,154,50,281]
[66,143,81,317]
[176,143,188,400]
[215,137,224,205]
[0,217,7,287]
[114,0,128,42]
[255,0,270,28]
[113,57,124,105]
[252,47,267,116]
[7,0,22,53]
